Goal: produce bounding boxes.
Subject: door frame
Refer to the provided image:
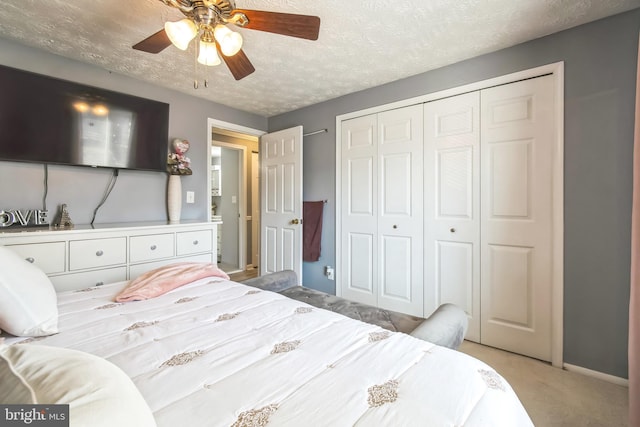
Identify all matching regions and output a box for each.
[250,151,260,269]
[212,140,246,272]
[335,62,564,368]
[206,118,266,271]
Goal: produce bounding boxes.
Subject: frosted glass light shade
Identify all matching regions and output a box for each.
[213,24,243,56]
[165,19,198,50]
[197,40,221,66]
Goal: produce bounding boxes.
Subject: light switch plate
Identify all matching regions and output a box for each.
[186,191,195,203]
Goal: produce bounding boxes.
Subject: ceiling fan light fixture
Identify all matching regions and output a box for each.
[197,40,221,66]
[214,24,243,56]
[165,18,198,50]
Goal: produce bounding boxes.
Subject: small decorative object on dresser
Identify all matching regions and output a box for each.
[53,204,74,229]
[167,138,192,223]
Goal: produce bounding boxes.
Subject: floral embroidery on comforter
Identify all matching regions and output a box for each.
[7,277,533,427]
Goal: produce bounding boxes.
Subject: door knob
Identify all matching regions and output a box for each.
[291,219,300,225]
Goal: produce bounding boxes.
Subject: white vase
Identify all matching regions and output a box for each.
[167,175,182,222]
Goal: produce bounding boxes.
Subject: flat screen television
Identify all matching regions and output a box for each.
[0,64,169,172]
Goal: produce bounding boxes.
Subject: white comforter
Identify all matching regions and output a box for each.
[10,277,533,426]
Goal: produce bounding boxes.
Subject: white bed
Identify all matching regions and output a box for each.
[2,268,534,426]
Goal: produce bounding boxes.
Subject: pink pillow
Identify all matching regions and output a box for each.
[115,262,229,302]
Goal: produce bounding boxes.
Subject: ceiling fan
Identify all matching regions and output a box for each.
[133,0,320,81]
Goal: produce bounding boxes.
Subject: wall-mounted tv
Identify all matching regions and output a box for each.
[0,64,169,172]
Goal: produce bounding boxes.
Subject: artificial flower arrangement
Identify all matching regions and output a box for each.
[167,138,192,175]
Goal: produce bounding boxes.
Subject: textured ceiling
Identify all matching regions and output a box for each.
[0,0,639,117]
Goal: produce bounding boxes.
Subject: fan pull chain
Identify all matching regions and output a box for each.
[194,43,199,89]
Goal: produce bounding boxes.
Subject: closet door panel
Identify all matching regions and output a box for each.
[480,75,554,361]
[346,232,375,293]
[380,235,412,299]
[424,92,481,341]
[340,114,378,306]
[437,241,474,315]
[377,104,424,316]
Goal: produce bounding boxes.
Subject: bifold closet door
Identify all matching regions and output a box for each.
[424,92,481,342]
[376,105,424,316]
[340,105,424,316]
[340,114,379,307]
[480,75,555,362]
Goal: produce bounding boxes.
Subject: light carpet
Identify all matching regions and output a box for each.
[459,341,629,426]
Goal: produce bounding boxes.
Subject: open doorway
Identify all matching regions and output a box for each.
[207,118,264,277]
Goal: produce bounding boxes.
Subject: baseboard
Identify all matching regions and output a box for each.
[563,363,629,387]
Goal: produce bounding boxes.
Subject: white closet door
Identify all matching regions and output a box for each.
[377,105,424,316]
[424,92,481,341]
[340,114,378,307]
[340,105,423,316]
[480,75,555,361]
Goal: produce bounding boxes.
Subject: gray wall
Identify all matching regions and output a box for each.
[269,9,640,378]
[0,8,637,380]
[0,37,267,225]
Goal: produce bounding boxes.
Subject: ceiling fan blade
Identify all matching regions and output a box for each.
[218,46,255,80]
[234,9,320,41]
[132,29,172,53]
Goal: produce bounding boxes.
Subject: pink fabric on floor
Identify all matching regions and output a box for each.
[115,262,229,302]
[630,36,640,427]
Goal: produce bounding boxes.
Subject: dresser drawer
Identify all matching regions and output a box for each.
[176,230,212,255]
[130,233,174,262]
[6,242,66,274]
[69,237,126,271]
[50,267,127,292]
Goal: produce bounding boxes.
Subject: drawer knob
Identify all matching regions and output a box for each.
[25,257,35,263]
[450,228,456,233]
[96,250,104,257]
[193,240,199,245]
[96,281,104,287]
[150,245,157,251]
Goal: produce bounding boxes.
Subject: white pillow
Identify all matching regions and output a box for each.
[0,344,157,427]
[0,245,58,336]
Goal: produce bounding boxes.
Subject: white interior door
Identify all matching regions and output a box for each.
[480,75,555,361]
[424,92,481,341]
[376,105,424,316]
[260,126,303,282]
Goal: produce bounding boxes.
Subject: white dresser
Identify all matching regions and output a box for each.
[0,221,221,292]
